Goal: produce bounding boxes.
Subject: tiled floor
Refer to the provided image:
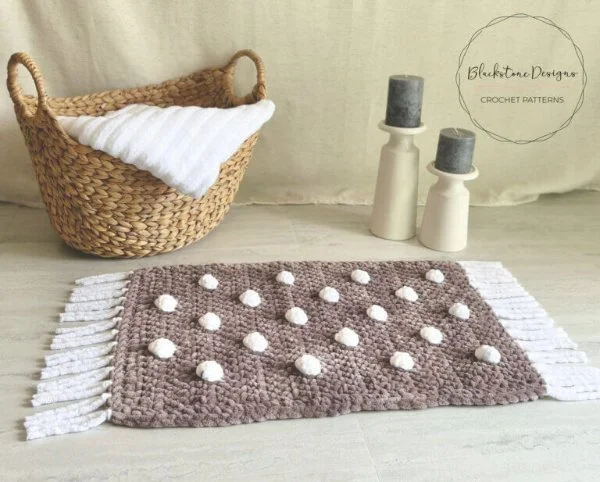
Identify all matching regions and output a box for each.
[1,191,599,481]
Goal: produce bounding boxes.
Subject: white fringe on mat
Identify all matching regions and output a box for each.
[25,272,131,440]
[460,261,600,402]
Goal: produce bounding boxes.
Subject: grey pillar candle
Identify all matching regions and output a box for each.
[385,75,424,128]
[434,128,476,174]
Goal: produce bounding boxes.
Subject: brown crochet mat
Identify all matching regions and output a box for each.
[24,261,600,439]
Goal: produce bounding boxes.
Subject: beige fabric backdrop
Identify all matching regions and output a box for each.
[1,0,598,208]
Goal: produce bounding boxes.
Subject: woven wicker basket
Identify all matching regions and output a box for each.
[7,50,267,258]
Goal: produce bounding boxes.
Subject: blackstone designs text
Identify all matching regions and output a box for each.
[467,63,577,82]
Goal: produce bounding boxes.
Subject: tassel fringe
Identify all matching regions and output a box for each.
[59,306,124,323]
[44,342,117,367]
[51,329,119,350]
[74,272,132,286]
[40,355,114,379]
[460,261,600,401]
[24,271,131,440]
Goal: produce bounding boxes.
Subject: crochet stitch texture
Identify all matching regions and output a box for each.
[109,260,545,428]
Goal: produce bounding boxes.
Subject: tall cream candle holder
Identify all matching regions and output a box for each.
[370,121,426,240]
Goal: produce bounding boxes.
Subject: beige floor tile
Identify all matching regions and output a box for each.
[0,190,599,481]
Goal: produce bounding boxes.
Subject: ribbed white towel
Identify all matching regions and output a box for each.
[57,100,275,198]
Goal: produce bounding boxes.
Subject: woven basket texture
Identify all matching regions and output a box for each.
[7,50,267,258]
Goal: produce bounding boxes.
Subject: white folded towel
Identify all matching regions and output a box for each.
[57,100,275,198]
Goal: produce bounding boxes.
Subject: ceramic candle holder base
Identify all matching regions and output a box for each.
[370,121,427,241]
[419,162,479,252]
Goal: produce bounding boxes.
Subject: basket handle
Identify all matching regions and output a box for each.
[7,52,48,118]
[224,49,267,106]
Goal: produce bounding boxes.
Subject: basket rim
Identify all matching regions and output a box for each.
[17,68,229,111]
[8,49,267,119]
[8,49,268,167]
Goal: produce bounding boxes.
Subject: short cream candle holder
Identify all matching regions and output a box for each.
[419,161,479,252]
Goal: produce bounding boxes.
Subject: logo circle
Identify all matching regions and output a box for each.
[456,13,586,144]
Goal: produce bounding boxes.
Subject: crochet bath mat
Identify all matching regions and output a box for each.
[25,261,600,440]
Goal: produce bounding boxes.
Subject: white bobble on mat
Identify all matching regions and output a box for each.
[367,304,388,322]
[449,302,470,320]
[199,274,219,290]
[390,352,415,371]
[319,287,340,303]
[243,332,269,353]
[420,326,443,345]
[148,338,177,359]
[351,269,370,285]
[426,269,445,284]
[285,307,309,326]
[199,312,221,331]
[395,286,418,302]
[196,360,224,382]
[475,345,501,365]
[295,354,322,376]
[334,327,360,348]
[240,289,261,308]
[276,270,295,285]
[154,294,178,312]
